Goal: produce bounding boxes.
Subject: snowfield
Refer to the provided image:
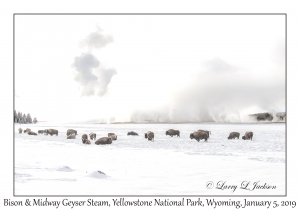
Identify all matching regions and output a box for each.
[14,122,285,196]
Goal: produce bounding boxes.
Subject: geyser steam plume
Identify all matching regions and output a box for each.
[72,28,117,97]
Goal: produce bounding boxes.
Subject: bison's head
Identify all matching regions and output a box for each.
[242,136,245,140]
[165,131,168,135]
[190,133,194,139]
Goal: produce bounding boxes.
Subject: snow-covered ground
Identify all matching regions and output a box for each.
[14,122,285,196]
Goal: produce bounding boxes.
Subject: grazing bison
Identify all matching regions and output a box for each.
[108,133,117,140]
[44,129,58,136]
[67,133,76,139]
[242,131,253,140]
[166,129,180,137]
[18,128,22,134]
[145,131,154,141]
[127,131,138,136]
[82,134,88,141]
[27,131,37,135]
[228,132,240,139]
[66,129,77,136]
[190,131,208,142]
[38,130,44,134]
[198,129,211,138]
[82,139,91,144]
[89,132,96,140]
[95,137,112,145]
[24,128,31,133]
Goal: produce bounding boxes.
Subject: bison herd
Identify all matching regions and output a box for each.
[17,127,254,145]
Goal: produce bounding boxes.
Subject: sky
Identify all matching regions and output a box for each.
[14,14,285,123]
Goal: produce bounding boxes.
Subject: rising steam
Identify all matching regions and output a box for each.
[72,28,117,97]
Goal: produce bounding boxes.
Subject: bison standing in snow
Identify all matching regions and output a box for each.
[190,131,208,142]
[166,129,180,137]
[227,132,240,139]
[242,131,253,140]
[38,130,44,134]
[198,129,211,138]
[145,131,154,141]
[44,129,58,136]
[89,132,96,140]
[66,129,77,136]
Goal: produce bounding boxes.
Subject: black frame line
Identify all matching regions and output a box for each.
[13,13,287,197]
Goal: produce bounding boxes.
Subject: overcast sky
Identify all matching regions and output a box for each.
[15,14,285,123]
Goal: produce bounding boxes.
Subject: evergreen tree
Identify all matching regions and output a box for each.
[23,114,27,123]
[27,113,32,123]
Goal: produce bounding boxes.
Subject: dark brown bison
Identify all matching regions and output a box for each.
[38,130,44,134]
[198,129,211,138]
[18,128,23,134]
[24,128,31,133]
[190,131,208,142]
[89,132,96,140]
[82,134,88,141]
[82,139,91,144]
[67,133,76,139]
[127,131,138,136]
[228,132,240,139]
[27,131,37,135]
[67,129,77,136]
[145,131,154,141]
[44,129,58,136]
[108,133,117,140]
[242,131,253,140]
[166,129,180,137]
[95,137,112,145]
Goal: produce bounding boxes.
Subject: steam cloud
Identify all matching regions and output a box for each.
[128,57,285,123]
[72,29,117,97]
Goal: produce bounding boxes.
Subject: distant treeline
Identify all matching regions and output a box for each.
[14,110,37,124]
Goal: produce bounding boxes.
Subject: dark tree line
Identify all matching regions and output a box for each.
[14,110,37,124]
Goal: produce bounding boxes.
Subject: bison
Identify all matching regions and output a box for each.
[108,133,117,140]
[190,131,208,142]
[127,131,138,136]
[145,131,154,141]
[198,129,211,138]
[24,128,31,133]
[44,129,58,136]
[227,132,240,139]
[38,130,44,134]
[166,129,180,137]
[66,129,77,136]
[27,131,37,135]
[82,134,88,141]
[18,128,23,134]
[82,139,91,144]
[242,131,253,140]
[67,133,76,139]
[95,137,112,145]
[89,132,96,140]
